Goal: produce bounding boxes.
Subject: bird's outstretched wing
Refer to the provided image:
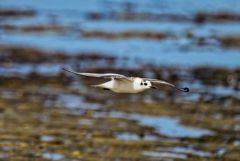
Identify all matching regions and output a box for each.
[142,78,189,92]
[62,68,131,81]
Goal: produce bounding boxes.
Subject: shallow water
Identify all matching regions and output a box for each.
[131,114,214,138]
[55,93,100,110]
[160,146,211,157]
[1,0,240,68]
[2,0,240,14]
[116,132,158,141]
[2,33,240,67]
[143,151,187,159]
[94,111,214,138]
[143,146,212,159]
[42,153,65,160]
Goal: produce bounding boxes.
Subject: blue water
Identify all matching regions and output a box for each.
[2,0,240,14]
[94,111,214,138]
[42,153,64,160]
[116,132,158,141]
[1,0,240,68]
[2,32,240,67]
[143,146,211,159]
[131,114,214,138]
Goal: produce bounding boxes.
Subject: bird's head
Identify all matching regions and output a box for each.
[134,78,155,91]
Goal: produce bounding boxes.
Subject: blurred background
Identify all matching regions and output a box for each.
[0,0,239,160]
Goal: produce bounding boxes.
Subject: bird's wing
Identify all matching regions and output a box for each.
[63,68,132,80]
[142,78,189,92]
[143,78,175,88]
[114,77,134,82]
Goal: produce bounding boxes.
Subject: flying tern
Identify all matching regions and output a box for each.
[63,68,189,94]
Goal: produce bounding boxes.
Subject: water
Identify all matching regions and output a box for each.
[53,93,100,110]
[94,111,214,138]
[143,151,187,159]
[0,63,62,76]
[2,33,240,67]
[2,0,240,14]
[116,132,158,141]
[158,147,211,157]
[40,135,55,142]
[131,114,214,138]
[42,153,64,160]
[143,146,212,159]
[1,0,240,68]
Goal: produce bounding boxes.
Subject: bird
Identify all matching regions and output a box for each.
[62,68,189,94]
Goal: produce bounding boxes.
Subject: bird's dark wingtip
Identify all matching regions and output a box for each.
[179,87,190,92]
[62,67,72,73]
[62,67,68,71]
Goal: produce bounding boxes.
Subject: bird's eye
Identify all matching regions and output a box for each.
[140,82,143,85]
[144,83,147,86]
